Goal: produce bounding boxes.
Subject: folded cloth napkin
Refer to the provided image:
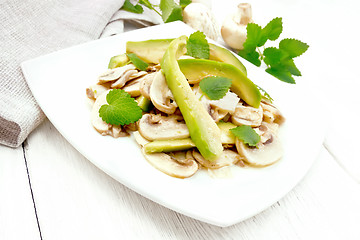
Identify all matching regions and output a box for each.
[0,0,161,148]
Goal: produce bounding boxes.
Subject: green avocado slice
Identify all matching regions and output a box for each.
[160,36,223,161]
[126,38,247,75]
[178,59,261,108]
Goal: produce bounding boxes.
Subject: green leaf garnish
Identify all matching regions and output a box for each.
[257,85,273,102]
[238,17,309,83]
[230,125,261,147]
[121,0,144,14]
[160,0,183,23]
[186,31,210,59]
[126,53,149,71]
[99,89,143,126]
[199,76,232,100]
[180,0,192,8]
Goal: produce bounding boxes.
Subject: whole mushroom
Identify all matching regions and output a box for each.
[221,3,253,50]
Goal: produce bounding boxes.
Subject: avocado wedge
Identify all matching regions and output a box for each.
[178,59,261,108]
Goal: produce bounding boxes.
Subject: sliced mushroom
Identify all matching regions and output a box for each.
[235,123,283,167]
[91,90,111,134]
[142,150,198,178]
[139,72,157,99]
[210,108,228,123]
[149,70,177,114]
[122,78,142,97]
[111,69,138,88]
[231,102,263,127]
[192,149,240,169]
[86,84,110,100]
[98,64,136,83]
[138,113,190,141]
[260,99,285,125]
[133,131,150,147]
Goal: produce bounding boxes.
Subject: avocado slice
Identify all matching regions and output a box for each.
[144,138,196,153]
[209,44,247,75]
[143,122,237,153]
[126,39,247,75]
[160,36,223,161]
[126,39,174,64]
[108,53,129,69]
[136,95,153,112]
[178,59,261,108]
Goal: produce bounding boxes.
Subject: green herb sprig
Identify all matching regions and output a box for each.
[238,17,309,84]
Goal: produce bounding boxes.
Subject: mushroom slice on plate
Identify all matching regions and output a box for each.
[260,99,285,125]
[122,77,142,97]
[86,84,110,100]
[111,69,139,89]
[235,123,283,167]
[231,102,263,127]
[138,113,190,141]
[98,64,136,83]
[192,149,240,169]
[91,90,111,134]
[139,72,157,99]
[150,70,178,114]
[142,150,199,178]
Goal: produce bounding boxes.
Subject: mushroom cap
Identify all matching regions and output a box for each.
[86,84,110,100]
[221,3,253,50]
[122,77,142,97]
[260,99,285,125]
[192,149,240,169]
[235,123,283,167]
[138,113,190,141]
[231,102,263,127]
[142,150,199,179]
[150,70,177,114]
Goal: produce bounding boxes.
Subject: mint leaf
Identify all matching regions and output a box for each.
[261,17,283,41]
[243,23,263,49]
[199,76,232,100]
[265,67,295,84]
[99,89,143,125]
[180,0,192,8]
[186,31,210,59]
[279,38,309,58]
[238,48,261,66]
[257,85,274,102]
[230,125,261,147]
[126,53,149,71]
[121,0,144,14]
[160,0,183,23]
[263,47,288,66]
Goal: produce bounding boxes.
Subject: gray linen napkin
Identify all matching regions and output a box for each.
[0,0,128,147]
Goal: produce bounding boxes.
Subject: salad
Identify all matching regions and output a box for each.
[86,33,285,179]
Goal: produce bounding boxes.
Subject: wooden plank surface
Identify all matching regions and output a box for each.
[24,120,360,239]
[0,145,40,240]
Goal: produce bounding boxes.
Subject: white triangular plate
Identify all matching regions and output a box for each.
[22,21,325,227]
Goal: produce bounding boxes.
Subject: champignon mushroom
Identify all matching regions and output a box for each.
[142,150,199,178]
[86,84,110,100]
[122,77,142,97]
[260,99,285,125]
[111,69,138,88]
[98,64,136,83]
[183,3,220,40]
[138,113,190,141]
[91,90,111,134]
[235,123,283,167]
[231,102,263,127]
[221,3,253,50]
[192,149,240,169]
[149,70,178,114]
[139,72,157,99]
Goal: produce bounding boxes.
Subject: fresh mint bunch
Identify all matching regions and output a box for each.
[238,17,309,83]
